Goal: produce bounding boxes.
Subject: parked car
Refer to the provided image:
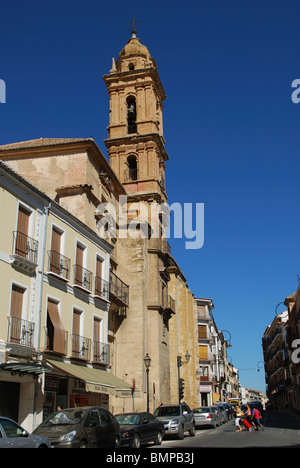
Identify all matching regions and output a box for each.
[33,406,120,448]
[114,412,164,448]
[153,403,195,439]
[215,404,227,423]
[216,403,233,420]
[0,417,51,448]
[192,407,220,429]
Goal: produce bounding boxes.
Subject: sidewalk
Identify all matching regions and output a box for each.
[264,410,300,431]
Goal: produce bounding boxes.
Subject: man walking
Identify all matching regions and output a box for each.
[251,407,264,431]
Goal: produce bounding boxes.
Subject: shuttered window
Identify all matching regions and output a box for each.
[198,325,207,339]
[47,299,66,354]
[95,256,103,296]
[199,345,208,360]
[15,205,30,258]
[10,285,25,343]
[49,227,62,274]
[74,243,85,285]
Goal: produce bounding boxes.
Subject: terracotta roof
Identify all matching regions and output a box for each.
[0,137,93,151]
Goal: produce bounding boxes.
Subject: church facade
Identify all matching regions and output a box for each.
[0,31,200,423]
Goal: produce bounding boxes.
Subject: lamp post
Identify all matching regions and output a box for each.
[177,350,190,403]
[144,353,151,412]
[275,302,285,316]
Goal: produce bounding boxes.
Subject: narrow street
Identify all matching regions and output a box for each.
[157,411,300,448]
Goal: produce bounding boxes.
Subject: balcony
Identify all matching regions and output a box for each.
[7,316,35,357]
[71,334,91,361]
[94,277,109,302]
[10,231,38,274]
[45,327,68,356]
[109,271,129,308]
[93,341,110,365]
[47,250,71,281]
[162,289,176,314]
[73,265,93,293]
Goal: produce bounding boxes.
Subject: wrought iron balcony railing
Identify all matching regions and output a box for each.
[47,250,71,281]
[109,271,129,307]
[93,341,110,365]
[71,334,91,361]
[7,316,35,348]
[94,277,109,301]
[12,231,39,263]
[73,265,93,292]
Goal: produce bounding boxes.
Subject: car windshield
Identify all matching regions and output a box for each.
[154,406,180,417]
[115,414,141,425]
[41,409,86,426]
[193,407,210,414]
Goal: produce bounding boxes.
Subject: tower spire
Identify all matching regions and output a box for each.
[130,17,138,38]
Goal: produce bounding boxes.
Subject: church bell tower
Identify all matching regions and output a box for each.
[103,28,169,203]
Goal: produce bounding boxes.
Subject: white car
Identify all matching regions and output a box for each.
[0,417,51,448]
[153,403,195,439]
[192,406,221,429]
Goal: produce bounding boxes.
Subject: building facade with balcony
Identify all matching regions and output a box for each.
[0,162,131,431]
[262,310,289,410]
[0,31,182,413]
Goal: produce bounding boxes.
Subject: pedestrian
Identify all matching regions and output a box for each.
[233,404,244,432]
[251,407,264,431]
[246,404,255,430]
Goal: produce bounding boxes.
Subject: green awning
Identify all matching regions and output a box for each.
[47,359,132,397]
[0,362,52,376]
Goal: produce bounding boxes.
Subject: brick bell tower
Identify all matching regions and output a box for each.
[102,29,174,410]
[103,27,169,204]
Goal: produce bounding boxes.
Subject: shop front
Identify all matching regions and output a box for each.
[43,359,132,419]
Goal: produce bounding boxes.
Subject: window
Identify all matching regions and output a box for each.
[199,345,208,360]
[1,419,24,438]
[127,155,138,180]
[84,409,100,428]
[127,96,137,134]
[15,205,30,258]
[72,308,90,360]
[74,242,92,291]
[200,366,209,381]
[9,284,25,343]
[95,256,107,299]
[198,325,207,339]
[46,299,66,354]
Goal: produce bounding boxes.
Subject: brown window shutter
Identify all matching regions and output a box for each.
[10,285,25,343]
[74,244,84,285]
[15,206,30,257]
[49,227,62,274]
[47,299,66,354]
[95,256,103,295]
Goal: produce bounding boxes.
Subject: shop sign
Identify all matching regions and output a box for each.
[45,375,59,392]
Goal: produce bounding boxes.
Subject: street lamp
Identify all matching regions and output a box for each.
[143,353,151,412]
[177,350,190,403]
[275,302,285,316]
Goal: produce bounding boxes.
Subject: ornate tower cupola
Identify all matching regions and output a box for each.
[103,29,169,202]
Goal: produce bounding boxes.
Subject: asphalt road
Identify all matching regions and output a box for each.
[157,411,300,448]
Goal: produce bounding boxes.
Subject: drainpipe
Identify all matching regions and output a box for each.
[33,201,51,430]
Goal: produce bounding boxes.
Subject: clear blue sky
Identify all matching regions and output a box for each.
[1,0,300,394]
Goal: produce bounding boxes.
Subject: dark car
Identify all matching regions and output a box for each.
[0,417,51,448]
[115,412,164,448]
[33,406,120,448]
[216,403,233,420]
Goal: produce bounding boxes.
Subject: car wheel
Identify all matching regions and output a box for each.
[177,426,184,440]
[132,433,141,448]
[79,440,87,448]
[189,424,196,437]
[154,430,162,445]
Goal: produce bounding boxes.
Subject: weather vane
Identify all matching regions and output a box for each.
[130,17,142,37]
